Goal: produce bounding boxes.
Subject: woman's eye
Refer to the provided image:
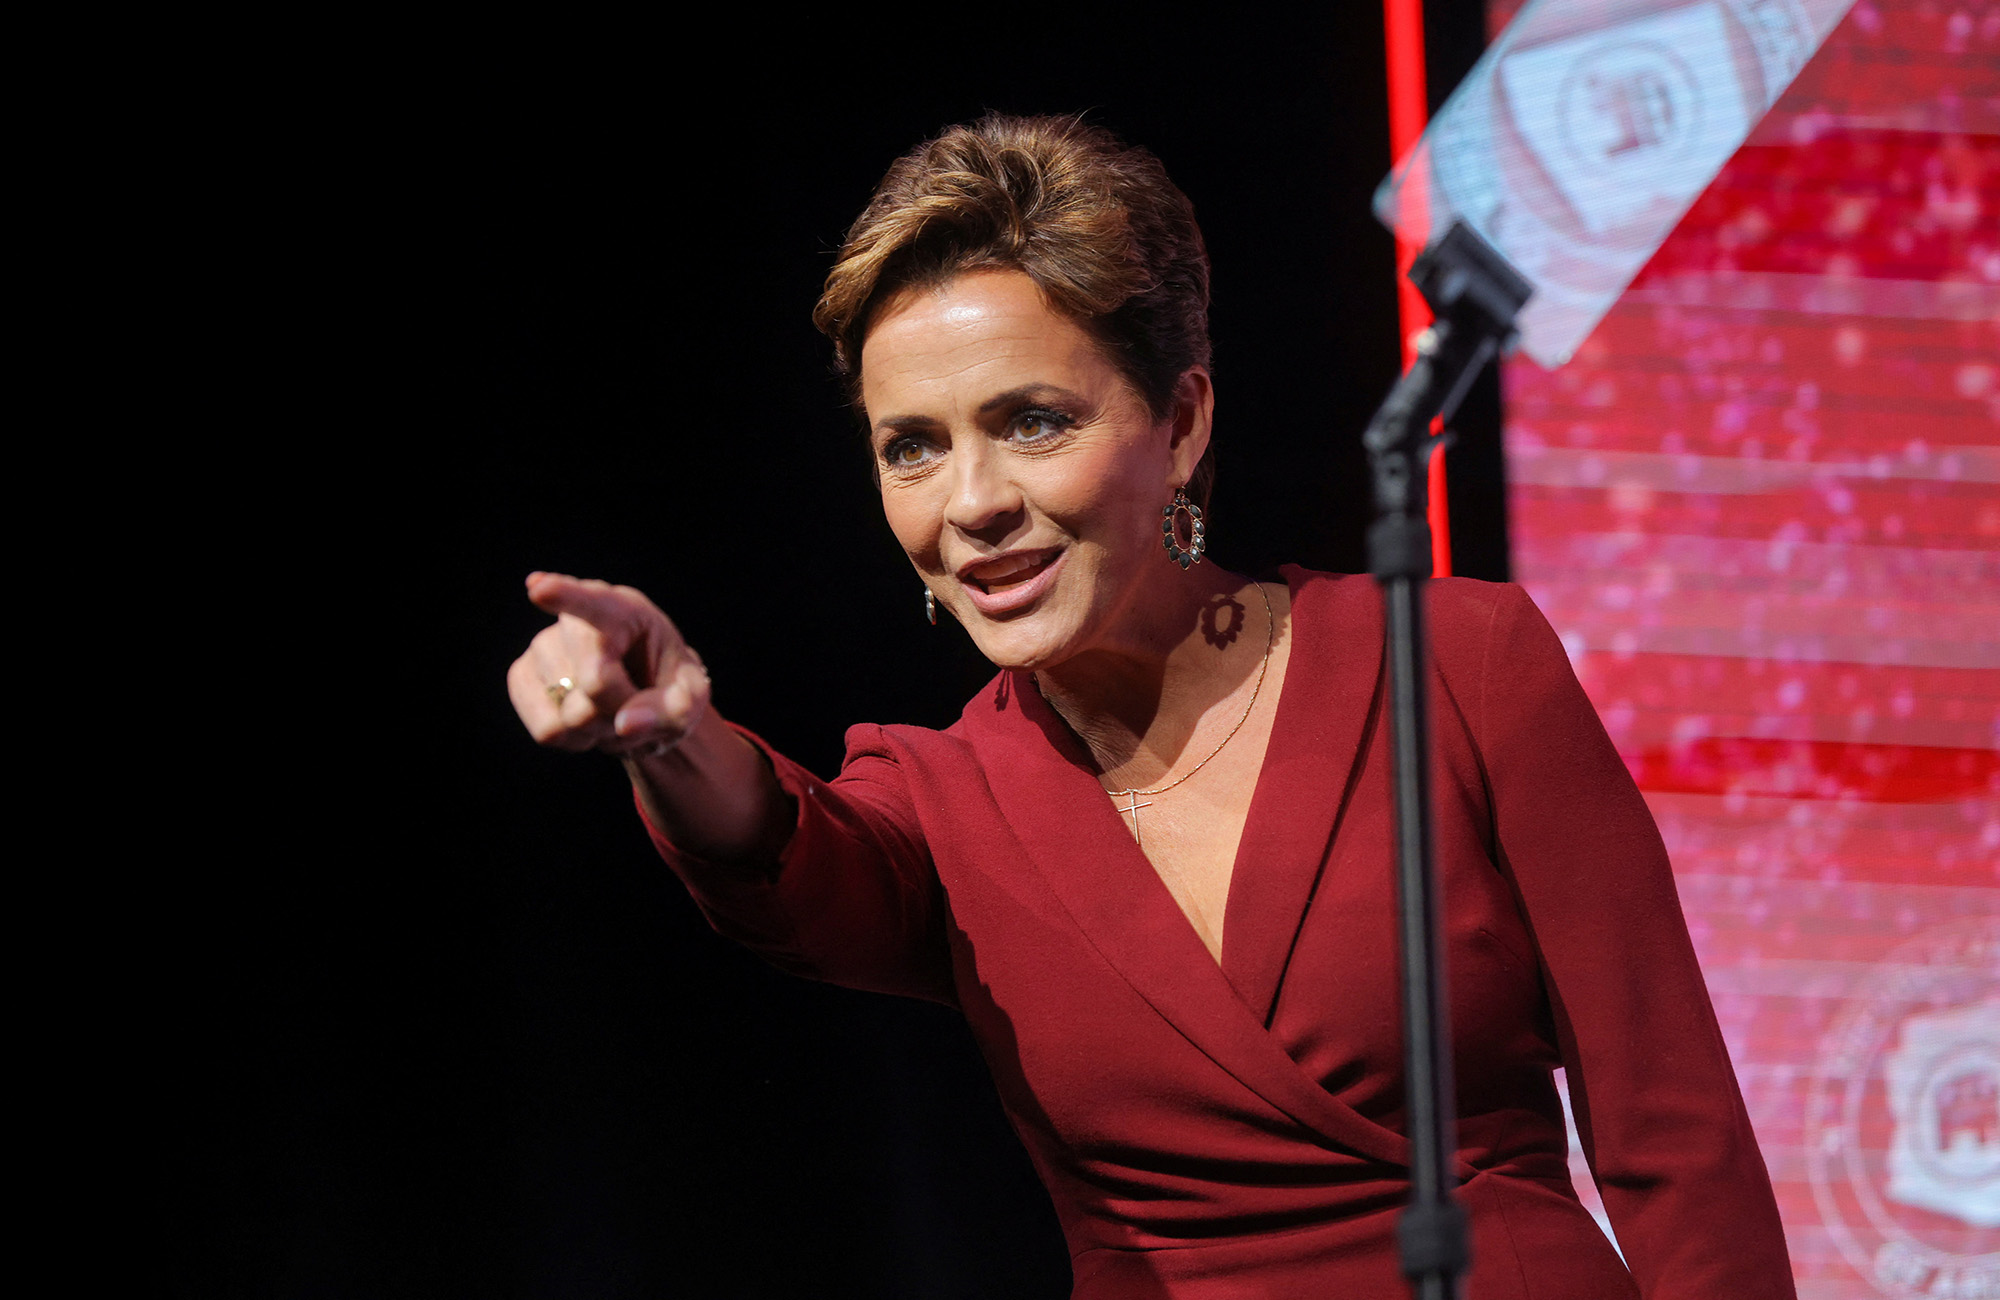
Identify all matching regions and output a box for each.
[1012,409,1066,441]
[882,437,933,468]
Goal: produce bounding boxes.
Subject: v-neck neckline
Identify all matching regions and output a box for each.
[992,568,1384,1024]
[1016,564,1312,984]
[965,569,1419,1168]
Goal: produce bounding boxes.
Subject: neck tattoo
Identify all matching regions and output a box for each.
[1098,581,1275,850]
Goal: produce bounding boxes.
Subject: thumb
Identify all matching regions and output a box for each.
[612,653,712,742]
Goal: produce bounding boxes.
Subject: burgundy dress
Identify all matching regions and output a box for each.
[646,568,1796,1299]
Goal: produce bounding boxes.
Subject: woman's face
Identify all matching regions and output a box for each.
[860,269,1210,671]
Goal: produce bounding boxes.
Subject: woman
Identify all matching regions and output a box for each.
[507,115,1795,1298]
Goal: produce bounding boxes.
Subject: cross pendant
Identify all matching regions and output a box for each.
[1113,788,1154,849]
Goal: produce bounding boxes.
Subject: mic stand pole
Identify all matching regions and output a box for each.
[1362,221,1530,1300]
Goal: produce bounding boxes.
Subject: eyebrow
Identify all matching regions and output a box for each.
[873,383,1089,437]
[978,383,1085,416]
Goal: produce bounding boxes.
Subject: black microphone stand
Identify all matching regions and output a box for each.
[1363,221,1531,1300]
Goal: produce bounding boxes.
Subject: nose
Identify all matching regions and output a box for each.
[943,438,1025,542]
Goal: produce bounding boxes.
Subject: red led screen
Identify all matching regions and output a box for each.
[1484,2,1998,1295]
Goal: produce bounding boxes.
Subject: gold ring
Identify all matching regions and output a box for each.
[546,676,574,706]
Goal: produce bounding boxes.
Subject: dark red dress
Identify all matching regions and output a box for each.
[647,568,1796,1298]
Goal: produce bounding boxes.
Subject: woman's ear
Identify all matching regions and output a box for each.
[1166,367,1215,486]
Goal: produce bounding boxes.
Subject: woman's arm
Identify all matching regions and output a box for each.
[506,571,793,866]
[507,571,952,1003]
[1468,582,1796,1299]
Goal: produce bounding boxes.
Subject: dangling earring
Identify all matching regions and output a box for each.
[1162,487,1206,569]
[925,587,937,625]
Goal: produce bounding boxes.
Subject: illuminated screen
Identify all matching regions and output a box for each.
[1484,2,1998,1295]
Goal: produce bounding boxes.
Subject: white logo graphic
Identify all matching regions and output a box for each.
[1503,7,1744,239]
[1885,1000,2000,1228]
[1807,919,2000,1298]
[1377,0,1841,365]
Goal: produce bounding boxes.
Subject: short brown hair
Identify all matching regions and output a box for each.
[814,114,1216,506]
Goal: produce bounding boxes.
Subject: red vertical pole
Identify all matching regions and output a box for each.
[1384,0,1452,577]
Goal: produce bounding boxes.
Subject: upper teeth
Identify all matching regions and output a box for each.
[978,554,1041,582]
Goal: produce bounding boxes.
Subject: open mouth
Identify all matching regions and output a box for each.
[963,549,1060,594]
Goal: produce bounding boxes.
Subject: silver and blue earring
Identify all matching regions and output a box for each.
[1162,487,1206,569]
[925,587,937,625]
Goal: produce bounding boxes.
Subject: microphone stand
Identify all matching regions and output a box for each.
[1362,221,1530,1300]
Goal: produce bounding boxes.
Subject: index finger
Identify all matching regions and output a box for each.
[525,572,654,635]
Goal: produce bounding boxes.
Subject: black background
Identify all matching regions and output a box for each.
[166,7,1503,1297]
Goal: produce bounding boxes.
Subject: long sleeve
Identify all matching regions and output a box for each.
[1471,583,1795,1298]
[641,723,956,1006]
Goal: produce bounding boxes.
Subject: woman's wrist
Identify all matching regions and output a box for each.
[623,707,794,866]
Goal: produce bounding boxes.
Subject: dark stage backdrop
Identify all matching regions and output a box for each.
[172,11,1506,1298]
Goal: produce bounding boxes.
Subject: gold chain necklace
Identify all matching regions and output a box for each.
[1062,582,1275,850]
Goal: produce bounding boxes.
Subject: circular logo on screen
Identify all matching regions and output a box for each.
[1555,40,1704,194]
[1805,918,2000,1298]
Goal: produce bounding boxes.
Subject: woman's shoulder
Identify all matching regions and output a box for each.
[1278,565,1537,640]
[836,671,1020,766]
[828,673,1070,822]
[1427,574,1545,651]
[1277,566,1570,713]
